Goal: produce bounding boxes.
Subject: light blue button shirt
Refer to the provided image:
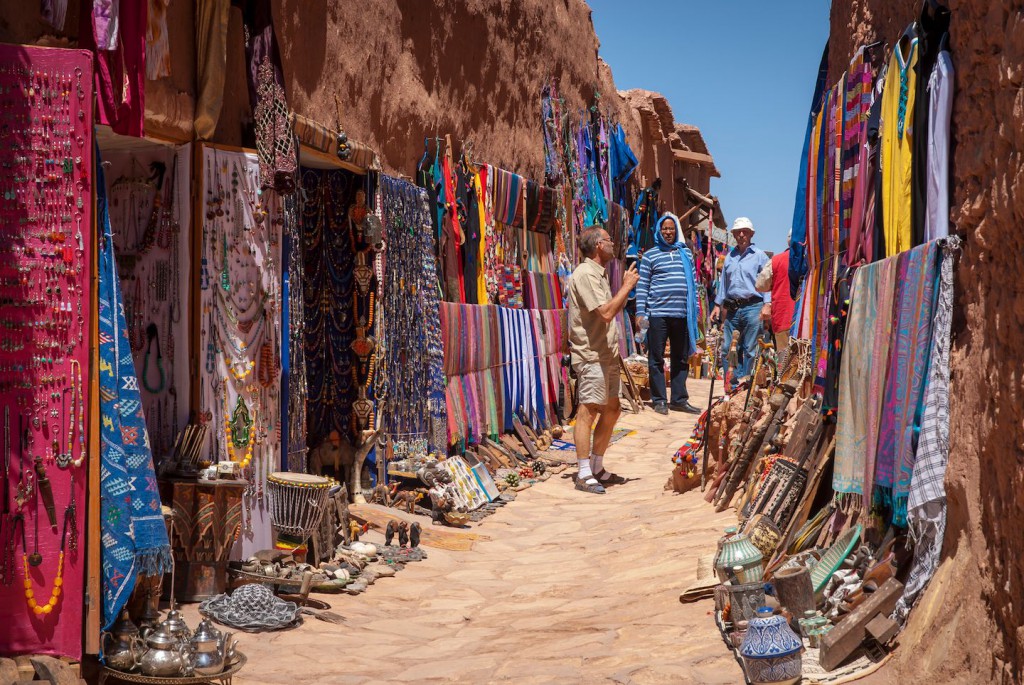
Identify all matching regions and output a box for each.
[715,245,771,305]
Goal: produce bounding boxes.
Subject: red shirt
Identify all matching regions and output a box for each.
[770,250,795,334]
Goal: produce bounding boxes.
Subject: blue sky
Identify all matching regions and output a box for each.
[589,0,831,253]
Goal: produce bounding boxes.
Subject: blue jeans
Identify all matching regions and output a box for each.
[721,303,762,389]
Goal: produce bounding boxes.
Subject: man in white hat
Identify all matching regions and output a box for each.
[709,217,771,389]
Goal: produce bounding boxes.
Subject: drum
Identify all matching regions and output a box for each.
[266,472,333,539]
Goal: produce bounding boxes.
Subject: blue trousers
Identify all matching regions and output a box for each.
[721,303,763,389]
[647,316,690,406]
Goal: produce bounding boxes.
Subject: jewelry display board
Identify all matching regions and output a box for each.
[197,145,283,557]
[102,140,191,461]
[0,45,93,660]
[379,176,446,460]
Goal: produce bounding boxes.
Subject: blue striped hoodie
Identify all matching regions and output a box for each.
[635,213,700,353]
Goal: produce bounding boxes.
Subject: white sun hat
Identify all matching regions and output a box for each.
[731,217,755,232]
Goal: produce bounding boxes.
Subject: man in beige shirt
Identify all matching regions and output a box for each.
[567,226,640,494]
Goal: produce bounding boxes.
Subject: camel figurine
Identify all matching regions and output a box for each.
[391,488,426,514]
[309,428,382,503]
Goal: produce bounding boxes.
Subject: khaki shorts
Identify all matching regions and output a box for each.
[573,360,621,407]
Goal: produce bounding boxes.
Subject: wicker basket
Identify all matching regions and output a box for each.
[623,359,649,388]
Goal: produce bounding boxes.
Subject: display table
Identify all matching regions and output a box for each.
[159,479,246,601]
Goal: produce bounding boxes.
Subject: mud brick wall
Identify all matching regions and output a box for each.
[829,3,1024,683]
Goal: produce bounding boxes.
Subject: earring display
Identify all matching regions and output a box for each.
[0,44,93,661]
[104,145,191,464]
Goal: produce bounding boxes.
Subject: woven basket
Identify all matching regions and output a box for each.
[624,360,649,387]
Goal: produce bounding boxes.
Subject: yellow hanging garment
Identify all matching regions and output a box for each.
[880,32,919,257]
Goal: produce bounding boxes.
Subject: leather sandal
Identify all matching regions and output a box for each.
[574,477,606,494]
[594,469,626,485]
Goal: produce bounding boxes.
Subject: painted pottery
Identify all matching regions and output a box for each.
[715,531,764,583]
[740,607,804,685]
[712,526,738,575]
[742,654,803,685]
[726,581,766,623]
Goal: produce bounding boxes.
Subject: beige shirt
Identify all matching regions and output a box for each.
[568,258,620,365]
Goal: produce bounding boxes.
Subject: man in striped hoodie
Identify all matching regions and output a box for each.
[635,213,701,416]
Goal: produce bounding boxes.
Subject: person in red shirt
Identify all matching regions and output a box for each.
[756,239,796,351]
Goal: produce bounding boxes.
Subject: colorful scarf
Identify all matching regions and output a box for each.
[523,271,563,310]
[875,241,940,523]
[862,255,899,507]
[898,239,956,611]
[97,156,172,631]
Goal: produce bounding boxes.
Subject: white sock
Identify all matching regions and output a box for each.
[577,458,596,482]
[591,453,605,476]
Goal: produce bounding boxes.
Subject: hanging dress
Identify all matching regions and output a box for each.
[880,27,920,257]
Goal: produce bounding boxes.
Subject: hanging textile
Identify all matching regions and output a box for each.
[300,169,359,449]
[541,82,566,187]
[790,43,829,293]
[875,240,940,524]
[822,266,854,417]
[80,0,146,137]
[490,166,524,227]
[523,272,563,310]
[253,56,297,193]
[237,0,296,193]
[97,156,172,631]
[524,230,556,273]
[194,0,230,140]
[630,183,660,258]
[524,181,557,234]
[497,265,523,308]
[608,122,639,206]
[880,26,920,257]
[145,0,172,80]
[925,38,954,242]
[833,255,897,507]
[92,0,120,50]
[896,237,956,615]
[912,3,952,248]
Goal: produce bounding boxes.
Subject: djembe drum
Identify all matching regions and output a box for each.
[267,472,332,561]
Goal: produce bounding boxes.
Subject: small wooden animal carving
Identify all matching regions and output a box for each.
[397,521,409,548]
[409,522,421,548]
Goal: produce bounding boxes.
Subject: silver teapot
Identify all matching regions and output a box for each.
[102,610,147,672]
[189,618,238,675]
[138,623,194,677]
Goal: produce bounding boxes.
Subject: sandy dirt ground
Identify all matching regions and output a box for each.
[181,378,745,684]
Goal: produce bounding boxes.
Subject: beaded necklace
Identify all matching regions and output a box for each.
[55,358,83,469]
[300,169,357,446]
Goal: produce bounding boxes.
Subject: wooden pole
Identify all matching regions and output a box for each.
[85,137,101,655]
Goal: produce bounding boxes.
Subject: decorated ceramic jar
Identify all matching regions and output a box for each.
[715,531,764,584]
[739,607,804,685]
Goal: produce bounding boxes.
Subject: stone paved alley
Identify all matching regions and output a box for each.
[183,379,740,685]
